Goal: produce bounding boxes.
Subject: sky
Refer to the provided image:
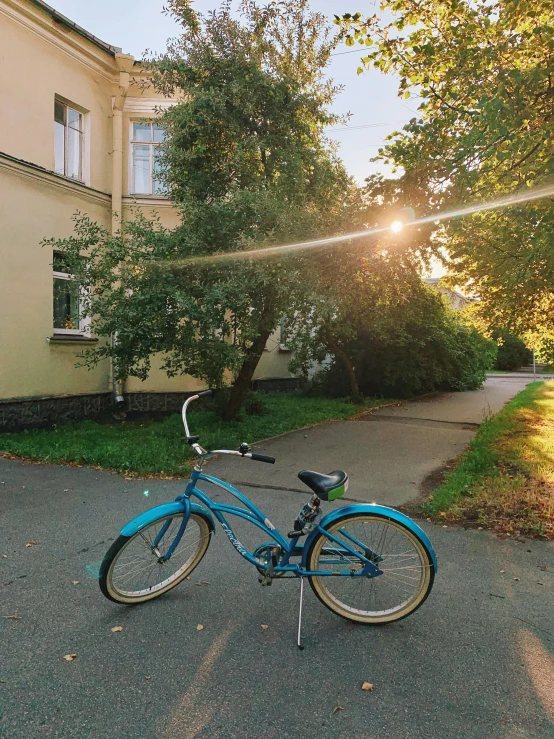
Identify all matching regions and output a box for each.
[49,0,416,184]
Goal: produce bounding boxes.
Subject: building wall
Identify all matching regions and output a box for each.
[0,0,296,425]
[0,157,112,400]
[0,0,116,191]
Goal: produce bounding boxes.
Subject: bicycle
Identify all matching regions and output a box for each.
[99,391,437,648]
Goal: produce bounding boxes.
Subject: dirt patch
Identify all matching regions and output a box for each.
[397,459,458,517]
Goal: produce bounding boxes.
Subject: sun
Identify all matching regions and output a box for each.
[390,220,403,234]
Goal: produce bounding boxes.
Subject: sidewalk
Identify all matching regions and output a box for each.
[207,376,533,506]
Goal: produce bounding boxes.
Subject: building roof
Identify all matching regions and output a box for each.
[424,277,470,302]
[30,0,122,56]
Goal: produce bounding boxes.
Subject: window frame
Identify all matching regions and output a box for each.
[54,96,88,184]
[52,254,90,336]
[128,120,167,198]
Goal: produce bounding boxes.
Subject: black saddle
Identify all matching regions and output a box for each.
[297,469,348,501]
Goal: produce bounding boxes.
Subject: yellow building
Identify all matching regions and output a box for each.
[0,0,293,430]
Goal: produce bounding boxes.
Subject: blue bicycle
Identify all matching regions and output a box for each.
[100,391,437,645]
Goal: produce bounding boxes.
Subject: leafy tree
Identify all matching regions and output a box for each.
[288,251,496,399]
[336,2,554,334]
[47,1,361,419]
[493,332,532,371]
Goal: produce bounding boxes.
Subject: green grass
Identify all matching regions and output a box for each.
[542,364,554,374]
[422,381,554,539]
[486,369,511,374]
[0,393,392,478]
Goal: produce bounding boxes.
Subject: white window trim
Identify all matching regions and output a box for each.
[54,95,90,186]
[53,269,91,336]
[128,119,168,198]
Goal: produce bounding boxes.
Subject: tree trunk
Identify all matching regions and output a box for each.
[224,327,272,421]
[324,330,362,401]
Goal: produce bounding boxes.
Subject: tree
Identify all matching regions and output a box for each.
[47,1,361,419]
[336,2,554,334]
[289,251,496,399]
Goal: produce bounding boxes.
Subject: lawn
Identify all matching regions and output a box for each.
[422,381,554,539]
[0,393,392,478]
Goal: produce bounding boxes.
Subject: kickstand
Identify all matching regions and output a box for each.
[297,576,305,650]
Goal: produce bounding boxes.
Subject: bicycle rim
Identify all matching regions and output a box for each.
[307,514,434,624]
[105,513,211,603]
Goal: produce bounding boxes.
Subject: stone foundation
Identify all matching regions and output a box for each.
[0,379,303,432]
[0,393,113,432]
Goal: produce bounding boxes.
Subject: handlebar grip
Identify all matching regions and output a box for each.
[196,390,213,398]
[251,453,276,464]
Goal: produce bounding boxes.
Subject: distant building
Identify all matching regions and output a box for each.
[423,278,472,311]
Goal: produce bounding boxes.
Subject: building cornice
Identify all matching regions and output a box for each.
[0,151,111,207]
[1,0,119,83]
[123,97,178,114]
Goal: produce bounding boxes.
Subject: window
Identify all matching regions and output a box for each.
[130,122,166,195]
[54,99,84,181]
[53,253,88,335]
[279,317,291,352]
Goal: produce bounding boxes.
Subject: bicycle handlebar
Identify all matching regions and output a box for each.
[251,453,276,464]
[182,391,276,463]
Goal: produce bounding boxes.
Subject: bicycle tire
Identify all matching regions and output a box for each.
[306,511,435,624]
[99,512,212,604]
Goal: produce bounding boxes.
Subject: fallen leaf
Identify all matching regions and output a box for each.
[2,555,7,559]
[195,580,210,586]
[63,489,69,493]
[25,541,37,548]
[111,626,123,633]
[514,578,520,582]
[145,675,151,680]
[500,570,505,574]
[72,580,79,585]
[21,486,25,489]
[196,624,204,631]
[362,682,374,691]
[261,624,269,630]
[185,576,191,580]
[333,706,343,714]
[63,654,77,662]
[3,610,20,620]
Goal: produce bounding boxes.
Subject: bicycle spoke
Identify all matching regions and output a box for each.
[108,514,210,598]
[310,515,432,621]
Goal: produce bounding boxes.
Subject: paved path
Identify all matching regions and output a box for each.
[1,459,553,738]
[208,376,532,507]
[2,376,553,738]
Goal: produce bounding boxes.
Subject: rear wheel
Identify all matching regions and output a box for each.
[100,512,211,604]
[307,513,434,624]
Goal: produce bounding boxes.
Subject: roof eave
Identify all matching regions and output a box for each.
[29,0,122,56]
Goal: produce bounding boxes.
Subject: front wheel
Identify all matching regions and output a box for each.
[306,512,435,624]
[100,512,212,604]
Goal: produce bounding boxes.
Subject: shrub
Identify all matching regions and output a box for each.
[494,333,532,371]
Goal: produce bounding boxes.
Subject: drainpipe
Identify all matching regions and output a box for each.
[110,53,135,407]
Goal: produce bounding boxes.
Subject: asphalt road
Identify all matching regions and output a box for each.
[1,453,553,738]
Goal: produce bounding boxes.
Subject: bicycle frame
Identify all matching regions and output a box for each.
[169,466,381,579]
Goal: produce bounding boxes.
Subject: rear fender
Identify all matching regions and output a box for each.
[301,504,437,572]
[120,501,215,538]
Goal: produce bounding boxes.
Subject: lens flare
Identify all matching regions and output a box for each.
[166,182,554,266]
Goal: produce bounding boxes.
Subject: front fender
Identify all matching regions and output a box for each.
[120,501,215,538]
[301,504,437,573]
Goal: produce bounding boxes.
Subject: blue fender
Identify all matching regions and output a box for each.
[120,501,215,537]
[301,504,437,573]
